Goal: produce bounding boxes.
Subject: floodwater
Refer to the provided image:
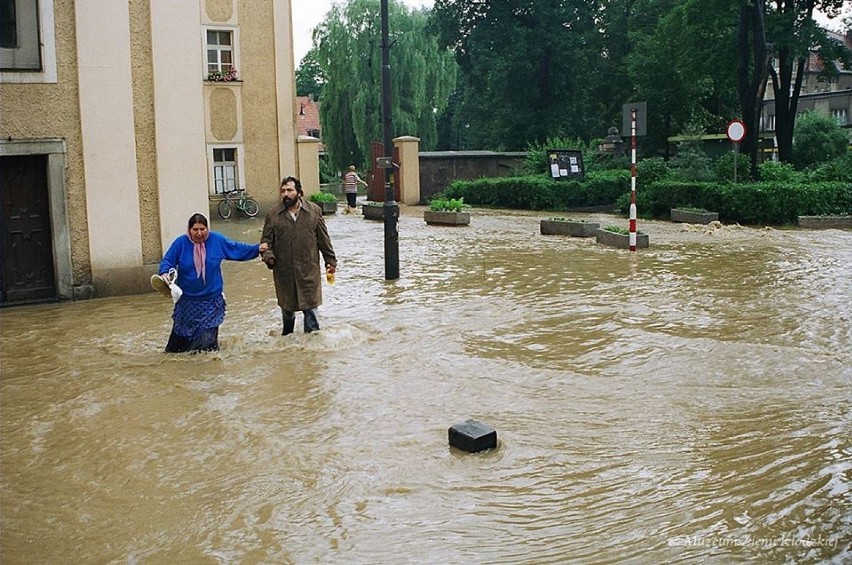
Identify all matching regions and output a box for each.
[1,206,850,564]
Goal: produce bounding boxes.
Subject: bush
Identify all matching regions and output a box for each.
[443,170,630,211]
[522,136,597,175]
[805,152,852,183]
[625,180,722,218]
[428,196,465,212]
[630,179,851,224]
[793,110,849,169]
[757,160,804,184]
[636,157,673,186]
[308,191,337,203]
[670,124,714,181]
[715,150,753,183]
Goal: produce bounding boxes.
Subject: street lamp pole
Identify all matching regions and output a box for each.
[380,0,399,280]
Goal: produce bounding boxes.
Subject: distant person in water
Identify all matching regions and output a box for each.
[156,213,267,353]
[343,165,368,213]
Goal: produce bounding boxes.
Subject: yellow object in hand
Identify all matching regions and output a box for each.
[326,271,335,285]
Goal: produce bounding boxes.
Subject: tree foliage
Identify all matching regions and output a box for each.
[763,0,852,163]
[793,109,850,169]
[295,48,325,100]
[628,0,740,157]
[306,0,850,166]
[432,0,611,150]
[313,0,457,172]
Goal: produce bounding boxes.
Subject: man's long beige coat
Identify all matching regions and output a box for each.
[261,199,337,311]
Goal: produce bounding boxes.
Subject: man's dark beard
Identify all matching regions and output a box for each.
[282,195,298,208]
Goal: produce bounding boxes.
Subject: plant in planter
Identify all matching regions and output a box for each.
[595,224,649,249]
[308,191,338,215]
[424,197,470,226]
[671,207,719,224]
[207,67,239,82]
[540,217,600,237]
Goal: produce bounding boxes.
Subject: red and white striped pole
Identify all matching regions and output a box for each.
[629,108,638,252]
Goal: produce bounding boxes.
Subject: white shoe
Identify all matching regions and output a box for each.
[150,274,171,297]
[151,268,182,303]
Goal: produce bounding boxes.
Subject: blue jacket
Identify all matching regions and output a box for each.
[159,232,260,299]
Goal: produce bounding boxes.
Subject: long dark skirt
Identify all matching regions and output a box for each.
[165,327,220,353]
[165,294,225,353]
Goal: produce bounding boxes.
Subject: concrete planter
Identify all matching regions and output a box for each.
[362,202,396,221]
[671,208,718,224]
[424,210,470,226]
[797,215,852,229]
[540,219,600,237]
[319,201,337,215]
[595,228,649,249]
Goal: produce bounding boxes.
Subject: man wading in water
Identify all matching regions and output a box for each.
[260,176,337,335]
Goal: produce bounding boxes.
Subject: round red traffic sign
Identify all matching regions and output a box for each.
[727,119,746,142]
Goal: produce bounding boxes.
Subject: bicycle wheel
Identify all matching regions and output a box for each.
[217,198,233,219]
[242,198,259,217]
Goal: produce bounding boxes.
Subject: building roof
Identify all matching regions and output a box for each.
[296,96,320,137]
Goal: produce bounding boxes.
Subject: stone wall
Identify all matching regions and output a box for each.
[418,151,527,203]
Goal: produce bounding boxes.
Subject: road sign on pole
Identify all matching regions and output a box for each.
[726,120,746,183]
[622,101,647,137]
[726,119,746,143]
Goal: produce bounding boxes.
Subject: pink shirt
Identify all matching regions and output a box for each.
[344,171,362,194]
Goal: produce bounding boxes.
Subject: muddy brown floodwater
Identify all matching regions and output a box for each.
[1,207,850,563]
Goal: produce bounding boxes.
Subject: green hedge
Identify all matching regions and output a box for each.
[442,170,631,211]
[440,170,851,225]
[619,180,852,225]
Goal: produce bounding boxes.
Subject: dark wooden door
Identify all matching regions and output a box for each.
[369,142,401,202]
[0,155,56,305]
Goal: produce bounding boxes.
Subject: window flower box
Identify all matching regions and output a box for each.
[207,67,239,82]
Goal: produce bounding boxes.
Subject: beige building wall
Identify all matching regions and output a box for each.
[201,0,297,210]
[151,1,210,243]
[273,0,299,201]
[75,1,143,286]
[0,0,92,297]
[0,0,299,302]
[297,136,322,197]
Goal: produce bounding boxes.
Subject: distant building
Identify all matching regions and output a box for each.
[761,30,852,135]
[296,94,324,153]
[0,0,301,304]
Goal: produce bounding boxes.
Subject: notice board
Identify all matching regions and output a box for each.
[548,149,584,180]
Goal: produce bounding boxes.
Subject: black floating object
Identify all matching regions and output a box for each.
[448,419,497,453]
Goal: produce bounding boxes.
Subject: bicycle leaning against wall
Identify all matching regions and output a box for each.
[217,189,260,219]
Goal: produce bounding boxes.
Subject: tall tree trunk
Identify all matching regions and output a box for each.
[771,50,806,163]
[736,0,769,177]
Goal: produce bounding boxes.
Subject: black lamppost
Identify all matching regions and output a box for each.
[379,0,399,280]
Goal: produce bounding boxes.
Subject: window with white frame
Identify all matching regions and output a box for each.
[0,0,41,70]
[206,29,233,74]
[212,148,238,195]
[830,107,848,125]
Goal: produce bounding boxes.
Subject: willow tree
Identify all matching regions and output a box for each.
[313,0,457,172]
